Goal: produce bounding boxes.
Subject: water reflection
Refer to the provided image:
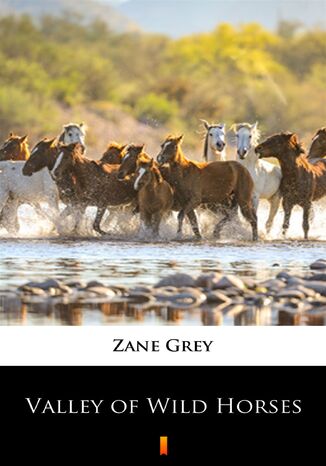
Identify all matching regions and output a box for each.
[1,295,325,326]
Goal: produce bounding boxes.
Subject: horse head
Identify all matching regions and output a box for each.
[233,122,260,160]
[23,138,56,176]
[58,122,86,152]
[201,120,226,158]
[117,144,145,180]
[157,135,184,165]
[255,132,305,160]
[0,134,28,161]
[100,142,127,165]
[133,159,156,191]
[308,128,326,160]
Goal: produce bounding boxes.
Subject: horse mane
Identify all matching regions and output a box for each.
[152,164,163,183]
[203,132,209,161]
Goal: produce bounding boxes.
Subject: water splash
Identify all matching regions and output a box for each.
[1,201,325,241]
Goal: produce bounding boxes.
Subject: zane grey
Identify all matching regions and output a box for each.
[134,167,146,190]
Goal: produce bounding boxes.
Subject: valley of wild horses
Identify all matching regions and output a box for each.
[1,120,326,326]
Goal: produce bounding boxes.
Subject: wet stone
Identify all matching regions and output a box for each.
[301,281,326,296]
[205,291,232,305]
[86,280,105,288]
[310,259,326,270]
[20,279,64,291]
[86,287,116,297]
[155,273,196,288]
[195,273,221,290]
[213,275,245,291]
[277,289,306,300]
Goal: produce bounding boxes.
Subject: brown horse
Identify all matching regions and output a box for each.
[156,135,258,240]
[255,132,326,239]
[308,127,326,160]
[23,138,83,230]
[0,133,29,161]
[53,143,137,235]
[100,142,126,165]
[134,158,174,236]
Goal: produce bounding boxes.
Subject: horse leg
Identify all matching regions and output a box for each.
[239,202,258,241]
[303,202,312,240]
[177,209,185,237]
[265,190,281,234]
[0,198,20,234]
[282,199,293,238]
[151,212,161,238]
[93,207,107,235]
[186,209,201,239]
[213,206,231,239]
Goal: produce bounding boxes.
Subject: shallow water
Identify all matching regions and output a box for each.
[0,203,325,325]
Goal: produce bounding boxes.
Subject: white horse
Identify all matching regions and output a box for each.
[0,123,87,234]
[233,122,282,233]
[0,161,60,227]
[201,120,227,161]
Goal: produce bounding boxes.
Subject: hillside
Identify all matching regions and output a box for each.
[0,0,139,32]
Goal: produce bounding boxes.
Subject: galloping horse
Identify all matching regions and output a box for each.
[233,122,282,233]
[157,135,258,240]
[0,133,30,232]
[52,143,137,235]
[134,158,174,237]
[255,132,326,239]
[100,142,126,165]
[201,120,227,162]
[0,134,29,161]
[308,127,326,160]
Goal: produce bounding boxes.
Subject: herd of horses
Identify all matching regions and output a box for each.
[0,121,325,240]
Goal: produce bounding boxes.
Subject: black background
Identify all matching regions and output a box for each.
[0,366,323,463]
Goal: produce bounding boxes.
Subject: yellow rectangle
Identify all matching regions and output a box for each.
[160,436,168,456]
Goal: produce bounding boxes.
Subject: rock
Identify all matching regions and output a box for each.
[20,286,47,296]
[241,277,256,289]
[300,281,326,296]
[155,273,196,288]
[260,279,286,290]
[287,277,305,286]
[205,291,232,305]
[20,278,63,291]
[86,280,105,288]
[286,284,316,298]
[253,296,272,307]
[65,280,87,288]
[310,259,326,270]
[276,271,292,281]
[308,273,326,282]
[213,275,245,291]
[87,287,116,298]
[277,289,306,300]
[195,272,221,290]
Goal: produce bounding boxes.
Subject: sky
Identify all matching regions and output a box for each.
[103,0,326,37]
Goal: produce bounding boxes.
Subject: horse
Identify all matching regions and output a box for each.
[52,143,137,235]
[232,122,282,233]
[0,133,31,232]
[201,120,227,162]
[23,138,85,232]
[0,157,60,232]
[156,135,258,240]
[58,122,87,151]
[308,127,326,160]
[100,142,126,165]
[255,132,326,239]
[0,134,29,161]
[134,158,174,237]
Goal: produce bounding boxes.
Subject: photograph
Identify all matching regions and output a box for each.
[0,0,325,326]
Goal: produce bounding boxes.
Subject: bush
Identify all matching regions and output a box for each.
[135,93,179,126]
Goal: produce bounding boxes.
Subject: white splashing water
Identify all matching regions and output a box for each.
[1,200,325,241]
